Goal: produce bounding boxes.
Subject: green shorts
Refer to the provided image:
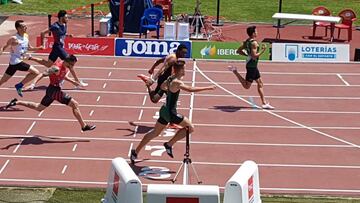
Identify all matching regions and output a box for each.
[158,105,184,125]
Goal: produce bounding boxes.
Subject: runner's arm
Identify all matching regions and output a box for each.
[0,38,16,55]
[42,66,59,76]
[236,44,248,56]
[40,28,51,47]
[250,41,266,59]
[28,43,44,51]
[68,67,81,83]
[64,74,80,86]
[179,81,216,92]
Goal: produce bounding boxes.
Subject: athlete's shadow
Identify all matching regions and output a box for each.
[116,121,153,137]
[0,135,89,150]
[212,105,256,112]
[0,106,24,112]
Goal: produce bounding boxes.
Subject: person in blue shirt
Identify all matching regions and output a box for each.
[25,10,87,90]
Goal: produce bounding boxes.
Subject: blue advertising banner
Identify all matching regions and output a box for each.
[115,38,192,58]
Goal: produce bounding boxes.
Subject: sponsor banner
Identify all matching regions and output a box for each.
[192,41,242,60]
[36,36,115,56]
[192,41,271,60]
[272,43,350,62]
[115,38,192,58]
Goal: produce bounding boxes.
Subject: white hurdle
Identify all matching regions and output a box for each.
[102,157,143,203]
[223,160,261,203]
[147,184,220,203]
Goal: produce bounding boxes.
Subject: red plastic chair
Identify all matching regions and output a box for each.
[312,6,331,37]
[153,0,172,21]
[335,9,357,41]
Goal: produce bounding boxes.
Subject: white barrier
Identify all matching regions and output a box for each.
[147,184,220,203]
[164,22,176,40]
[223,161,261,203]
[99,13,112,36]
[177,23,190,41]
[102,157,143,203]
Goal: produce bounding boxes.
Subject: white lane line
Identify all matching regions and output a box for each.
[3,116,360,130]
[13,139,23,153]
[5,87,360,100]
[5,74,360,87]
[0,133,354,148]
[142,95,147,106]
[128,143,134,157]
[337,74,350,86]
[102,83,107,89]
[189,61,196,122]
[188,60,197,142]
[61,165,68,174]
[138,109,144,120]
[108,72,112,77]
[260,187,360,194]
[38,111,44,117]
[0,160,10,174]
[26,121,36,134]
[113,61,117,66]
[1,154,360,170]
[89,110,94,116]
[133,126,139,138]
[0,178,106,185]
[4,101,360,114]
[96,96,101,102]
[0,177,358,194]
[195,62,360,149]
[72,144,77,152]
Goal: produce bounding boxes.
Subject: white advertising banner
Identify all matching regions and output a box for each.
[272,43,350,62]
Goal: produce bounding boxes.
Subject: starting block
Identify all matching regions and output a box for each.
[147,184,220,203]
[223,160,261,203]
[102,157,143,203]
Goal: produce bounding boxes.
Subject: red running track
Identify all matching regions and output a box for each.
[0,54,360,196]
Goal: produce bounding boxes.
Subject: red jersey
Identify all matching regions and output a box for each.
[49,61,68,86]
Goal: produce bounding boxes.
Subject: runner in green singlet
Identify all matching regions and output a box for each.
[229,25,274,109]
[130,60,216,164]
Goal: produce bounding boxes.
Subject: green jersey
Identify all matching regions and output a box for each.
[244,39,259,68]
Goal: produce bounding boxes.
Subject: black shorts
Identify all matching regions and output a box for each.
[5,62,31,76]
[157,105,184,125]
[40,85,72,107]
[49,45,68,62]
[246,67,261,83]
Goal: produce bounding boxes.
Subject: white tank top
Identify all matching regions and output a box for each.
[9,33,29,65]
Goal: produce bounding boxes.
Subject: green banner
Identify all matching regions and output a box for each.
[191,41,270,60]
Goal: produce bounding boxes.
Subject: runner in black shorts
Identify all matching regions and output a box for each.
[5,55,95,132]
[130,60,216,164]
[137,44,188,103]
[25,10,87,90]
[0,20,43,97]
[229,25,274,109]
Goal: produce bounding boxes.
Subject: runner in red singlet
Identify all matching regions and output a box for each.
[5,55,96,132]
